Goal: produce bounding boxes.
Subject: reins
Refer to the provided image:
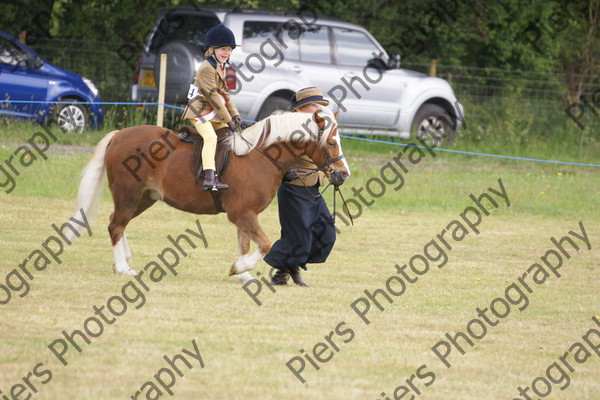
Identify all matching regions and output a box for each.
[319,182,354,226]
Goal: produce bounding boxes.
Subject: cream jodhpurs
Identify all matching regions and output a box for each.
[190,119,217,171]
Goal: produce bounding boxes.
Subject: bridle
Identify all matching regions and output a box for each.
[241,114,353,225]
[307,118,346,172]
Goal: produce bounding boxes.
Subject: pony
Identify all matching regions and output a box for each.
[65,108,349,283]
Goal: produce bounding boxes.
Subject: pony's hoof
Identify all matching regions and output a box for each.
[230,257,256,275]
[121,268,138,276]
[235,272,253,284]
[230,261,254,275]
[112,264,138,276]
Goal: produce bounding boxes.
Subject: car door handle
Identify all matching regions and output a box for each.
[290,65,302,73]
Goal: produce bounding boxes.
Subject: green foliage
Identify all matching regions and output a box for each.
[450,94,600,160]
[0,0,54,38]
[1,0,599,141]
[3,0,597,78]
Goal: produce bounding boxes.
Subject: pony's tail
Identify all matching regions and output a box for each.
[65,130,118,243]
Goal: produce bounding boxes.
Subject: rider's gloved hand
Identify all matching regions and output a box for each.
[227,120,236,131]
[232,115,243,131]
[284,168,299,181]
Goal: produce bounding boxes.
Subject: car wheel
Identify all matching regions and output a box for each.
[412,104,456,147]
[257,96,290,120]
[54,100,89,133]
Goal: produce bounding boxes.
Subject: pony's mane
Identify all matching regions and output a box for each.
[228,108,336,156]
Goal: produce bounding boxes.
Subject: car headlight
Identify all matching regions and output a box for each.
[83,77,99,97]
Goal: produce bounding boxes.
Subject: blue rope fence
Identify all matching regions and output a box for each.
[338,135,600,168]
[1,99,598,168]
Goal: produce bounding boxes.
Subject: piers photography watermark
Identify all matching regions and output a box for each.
[0,113,79,195]
[282,212,594,399]
[129,339,204,399]
[121,128,178,182]
[0,208,91,306]
[242,136,442,307]
[430,222,590,368]
[520,3,576,54]
[0,220,207,399]
[284,178,511,384]
[565,89,600,130]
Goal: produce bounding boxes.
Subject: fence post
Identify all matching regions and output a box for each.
[429,59,437,77]
[157,53,167,127]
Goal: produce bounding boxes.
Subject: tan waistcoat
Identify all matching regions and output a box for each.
[288,156,325,187]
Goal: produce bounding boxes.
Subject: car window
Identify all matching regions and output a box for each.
[243,21,299,62]
[297,25,331,64]
[0,36,26,66]
[279,26,299,61]
[242,21,331,64]
[150,14,220,51]
[243,21,280,54]
[332,27,379,67]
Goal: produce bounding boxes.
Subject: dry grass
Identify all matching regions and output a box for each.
[0,192,598,399]
[0,137,599,399]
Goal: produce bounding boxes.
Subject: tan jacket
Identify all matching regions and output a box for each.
[182,57,239,123]
[288,156,326,187]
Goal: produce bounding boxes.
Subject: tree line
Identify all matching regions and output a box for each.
[1,0,598,101]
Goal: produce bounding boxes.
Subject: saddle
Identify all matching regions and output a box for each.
[178,125,231,178]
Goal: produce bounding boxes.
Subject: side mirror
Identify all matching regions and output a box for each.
[33,55,44,69]
[23,54,43,69]
[388,53,401,69]
[367,56,387,71]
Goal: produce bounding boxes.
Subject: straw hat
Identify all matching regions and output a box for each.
[291,87,330,111]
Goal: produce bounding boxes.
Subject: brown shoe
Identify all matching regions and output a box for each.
[270,269,289,285]
[289,266,309,287]
[201,169,229,191]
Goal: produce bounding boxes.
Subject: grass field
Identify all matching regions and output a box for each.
[0,121,599,400]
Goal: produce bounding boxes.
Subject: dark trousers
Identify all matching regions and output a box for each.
[264,183,336,272]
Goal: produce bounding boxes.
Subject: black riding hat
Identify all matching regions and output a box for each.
[205,24,238,49]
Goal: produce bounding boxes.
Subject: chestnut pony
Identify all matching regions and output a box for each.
[66,108,349,283]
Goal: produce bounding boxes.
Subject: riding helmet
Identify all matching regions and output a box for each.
[205,24,238,49]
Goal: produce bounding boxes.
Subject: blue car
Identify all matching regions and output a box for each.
[0,30,103,133]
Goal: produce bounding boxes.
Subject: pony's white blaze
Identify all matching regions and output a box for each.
[332,126,351,175]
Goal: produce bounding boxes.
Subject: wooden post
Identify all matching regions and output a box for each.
[157,53,167,127]
[429,59,437,77]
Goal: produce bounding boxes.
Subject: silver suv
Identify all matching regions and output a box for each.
[130,6,464,142]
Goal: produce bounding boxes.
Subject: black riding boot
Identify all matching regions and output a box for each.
[202,169,229,191]
[289,266,309,287]
[270,269,289,285]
